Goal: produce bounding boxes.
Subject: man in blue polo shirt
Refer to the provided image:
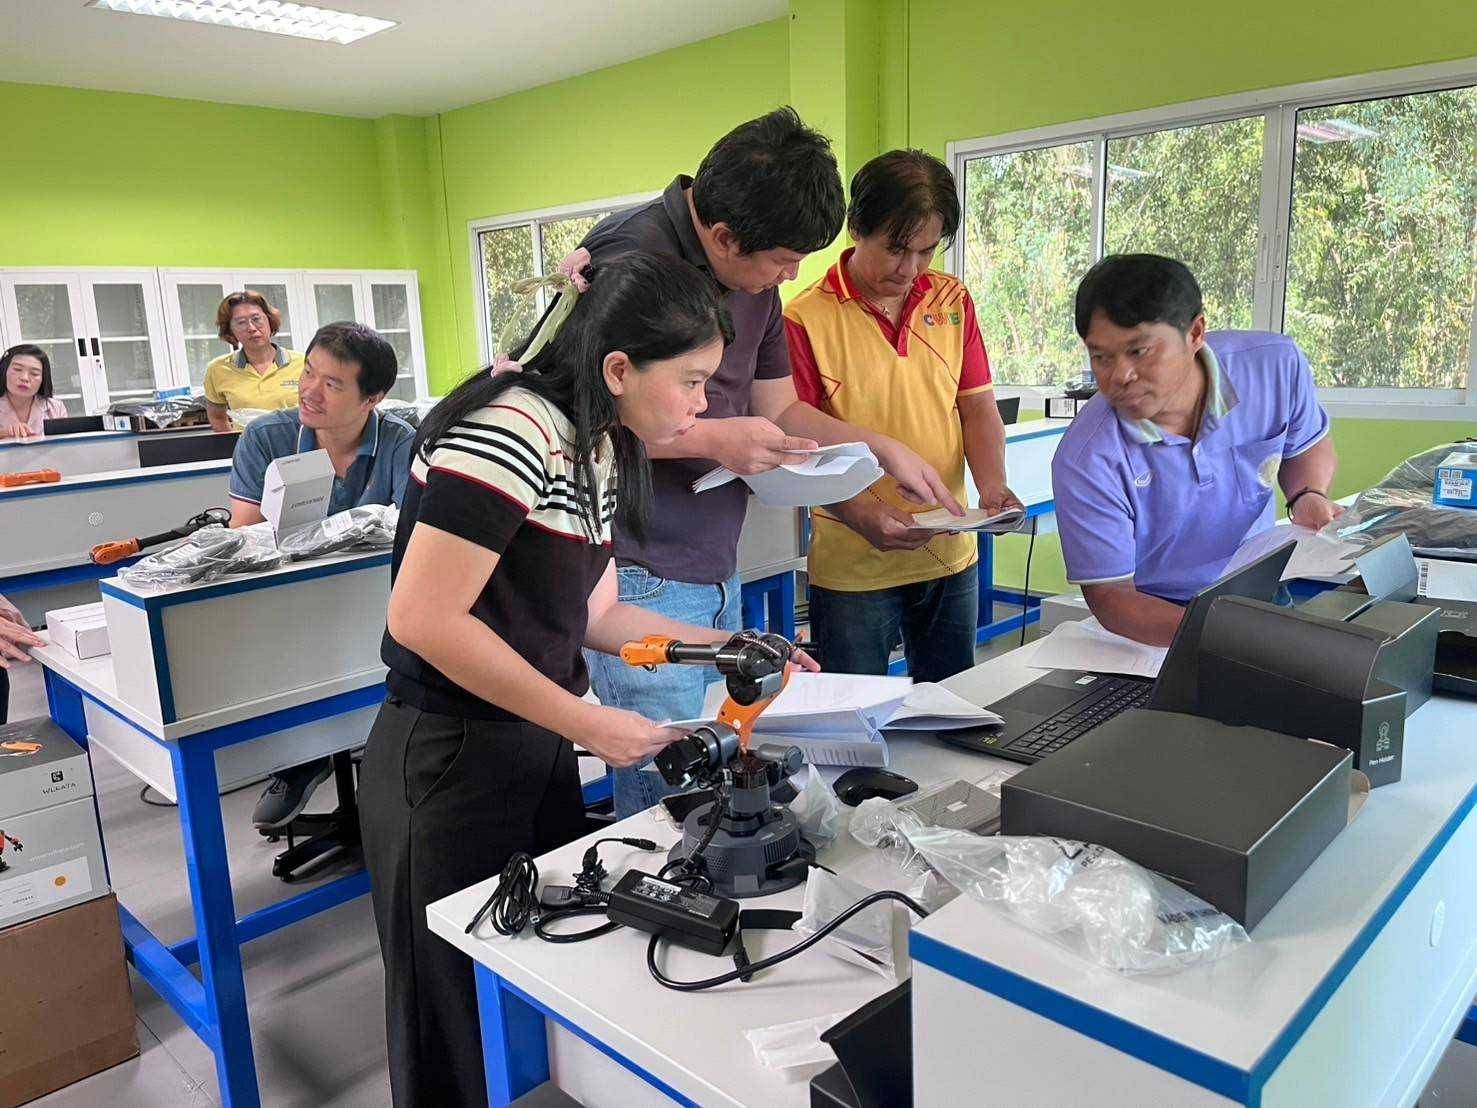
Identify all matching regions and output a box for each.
[1053,254,1340,646]
[228,321,415,829]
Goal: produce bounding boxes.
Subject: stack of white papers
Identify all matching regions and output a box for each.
[1224,523,1362,583]
[1028,617,1167,679]
[673,673,1003,767]
[691,442,883,508]
[882,682,1004,730]
[910,506,1026,534]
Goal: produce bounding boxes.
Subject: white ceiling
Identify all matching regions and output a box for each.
[0,0,787,117]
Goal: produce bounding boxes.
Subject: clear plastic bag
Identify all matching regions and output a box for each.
[227,407,274,429]
[118,523,287,589]
[118,525,248,588]
[276,505,399,560]
[852,800,1248,975]
[1320,439,1477,560]
[848,796,959,912]
[794,869,896,980]
[109,396,206,430]
[744,1011,849,1072]
[787,765,843,845]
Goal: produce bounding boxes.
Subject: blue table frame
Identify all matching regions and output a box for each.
[43,668,382,1108]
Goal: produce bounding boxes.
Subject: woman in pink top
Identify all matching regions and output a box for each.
[0,345,68,440]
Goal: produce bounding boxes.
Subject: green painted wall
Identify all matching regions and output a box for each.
[905,0,1477,592]
[431,18,792,390]
[0,81,400,270]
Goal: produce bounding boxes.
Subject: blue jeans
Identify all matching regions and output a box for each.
[585,565,742,818]
[808,566,979,683]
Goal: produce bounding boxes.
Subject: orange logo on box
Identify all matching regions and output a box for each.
[54,876,67,887]
[0,741,41,757]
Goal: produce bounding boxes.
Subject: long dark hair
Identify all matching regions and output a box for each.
[415,251,732,540]
[1,344,55,399]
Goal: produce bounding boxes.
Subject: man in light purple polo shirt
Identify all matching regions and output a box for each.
[1052,254,1340,646]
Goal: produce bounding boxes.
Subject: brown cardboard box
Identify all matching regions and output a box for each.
[0,895,139,1107]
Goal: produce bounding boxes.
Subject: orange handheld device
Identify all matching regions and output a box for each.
[0,468,61,488]
[89,507,231,566]
[90,539,142,565]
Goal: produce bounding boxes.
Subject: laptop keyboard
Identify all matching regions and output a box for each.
[1003,678,1152,760]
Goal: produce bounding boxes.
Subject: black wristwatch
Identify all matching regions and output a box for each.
[1285,487,1329,514]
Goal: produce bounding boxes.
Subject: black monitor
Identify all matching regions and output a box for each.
[137,432,240,468]
[1148,542,1295,715]
[42,415,105,436]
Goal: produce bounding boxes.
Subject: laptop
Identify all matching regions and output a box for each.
[939,543,1296,764]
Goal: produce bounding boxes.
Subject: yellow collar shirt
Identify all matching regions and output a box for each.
[202,344,304,428]
[784,250,994,592]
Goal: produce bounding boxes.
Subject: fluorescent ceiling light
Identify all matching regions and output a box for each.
[86,0,396,45]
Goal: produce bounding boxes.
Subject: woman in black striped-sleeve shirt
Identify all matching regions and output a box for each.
[359,252,815,1107]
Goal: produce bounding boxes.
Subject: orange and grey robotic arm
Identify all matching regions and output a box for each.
[619,630,794,751]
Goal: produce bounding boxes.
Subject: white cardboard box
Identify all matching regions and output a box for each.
[261,448,334,537]
[0,719,108,930]
[44,603,111,660]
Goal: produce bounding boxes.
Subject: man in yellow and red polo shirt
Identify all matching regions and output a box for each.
[785,148,1020,681]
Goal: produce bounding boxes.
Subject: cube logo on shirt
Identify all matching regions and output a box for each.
[922,312,963,327]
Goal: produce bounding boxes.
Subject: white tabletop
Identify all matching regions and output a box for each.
[428,642,1475,1106]
[917,669,1476,1075]
[426,654,1045,1108]
[32,549,392,741]
[0,457,230,496]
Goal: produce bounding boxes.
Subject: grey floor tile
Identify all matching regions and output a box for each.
[30,1017,216,1107]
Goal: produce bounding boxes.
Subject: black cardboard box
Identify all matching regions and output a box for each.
[1000,709,1351,929]
[0,893,138,1107]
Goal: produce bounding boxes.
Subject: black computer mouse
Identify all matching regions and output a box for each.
[833,767,919,807]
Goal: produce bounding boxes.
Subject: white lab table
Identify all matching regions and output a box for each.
[32,549,392,1108]
[428,644,1476,1107]
[0,425,219,476]
[0,459,232,622]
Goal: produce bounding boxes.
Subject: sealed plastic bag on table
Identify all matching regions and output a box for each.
[276,505,399,560]
[1320,440,1477,560]
[118,525,248,588]
[794,869,897,980]
[744,1011,850,1072]
[118,523,286,589]
[851,799,1247,975]
[788,765,843,845]
[848,796,959,912]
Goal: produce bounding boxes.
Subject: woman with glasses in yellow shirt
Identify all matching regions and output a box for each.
[202,290,306,431]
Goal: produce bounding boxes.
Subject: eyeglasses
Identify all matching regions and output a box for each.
[231,314,269,331]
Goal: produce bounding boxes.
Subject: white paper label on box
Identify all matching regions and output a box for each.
[1437,470,1472,501]
[0,857,93,925]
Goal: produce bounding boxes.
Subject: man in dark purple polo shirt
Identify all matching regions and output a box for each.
[580,107,962,816]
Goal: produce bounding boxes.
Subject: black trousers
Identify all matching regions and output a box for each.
[358,697,586,1108]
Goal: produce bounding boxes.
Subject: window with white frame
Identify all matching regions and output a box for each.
[471,195,654,362]
[953,63,1477,413]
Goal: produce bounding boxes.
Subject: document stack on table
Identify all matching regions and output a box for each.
[676,673,1003,767]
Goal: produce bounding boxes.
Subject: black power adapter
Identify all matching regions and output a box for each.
[606,870,739,956]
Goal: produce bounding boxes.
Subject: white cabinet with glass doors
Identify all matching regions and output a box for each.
[301,271,426,400]
[0,269,173,415]
[1,267,429,411]
[158,269,312,392]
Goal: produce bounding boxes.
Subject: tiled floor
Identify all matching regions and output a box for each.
[7,618,1475,1105]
